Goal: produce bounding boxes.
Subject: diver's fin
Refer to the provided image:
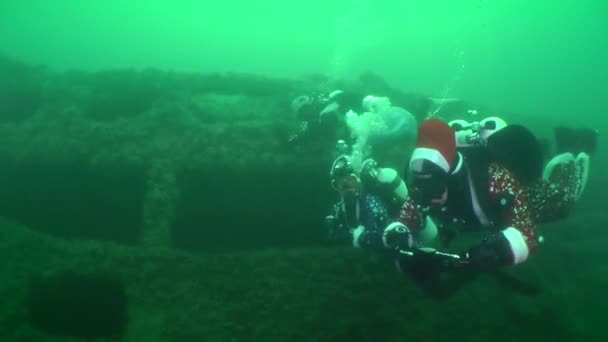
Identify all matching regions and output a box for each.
[554,127,598,155]
[537,138,553,162]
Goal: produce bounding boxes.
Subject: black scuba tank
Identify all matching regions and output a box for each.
[485,124,544,186]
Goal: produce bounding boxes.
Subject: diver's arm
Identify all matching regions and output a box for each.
[377,168,408,205]
[351,195,390,249]
[287,121,310,145]
[396,197,424,233]
[376,197,426,251]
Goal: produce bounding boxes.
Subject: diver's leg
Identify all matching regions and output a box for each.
[525,126,595,223]
[525,180,570,223]
[525,153,575,224]
[531,150,589,223]
[550,125,596,198]
[543,152,590,200]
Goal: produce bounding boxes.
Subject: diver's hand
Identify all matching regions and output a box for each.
[325,215,348,241]
[457,233,518,271]
[383,222,413,250]
[324,214,336,237]
[458,244,502,271]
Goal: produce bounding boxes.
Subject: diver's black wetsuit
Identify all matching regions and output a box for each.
[289,91,365,146]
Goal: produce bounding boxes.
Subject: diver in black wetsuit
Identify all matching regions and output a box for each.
[378,117,597,298]
[385,118,596,260]
[287,90,365,146]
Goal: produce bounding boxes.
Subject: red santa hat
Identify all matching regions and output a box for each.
[409,119,457,173]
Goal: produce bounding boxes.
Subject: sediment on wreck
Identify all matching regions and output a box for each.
[0,56,497,250]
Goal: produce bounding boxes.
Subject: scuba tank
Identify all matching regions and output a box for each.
[449,116,543,185]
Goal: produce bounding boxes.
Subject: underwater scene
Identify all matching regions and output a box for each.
[0,0,607,341]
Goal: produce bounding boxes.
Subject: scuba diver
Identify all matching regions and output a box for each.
[288,90,364,146]
[288,90,418,150]
[325,153,411,247]
[381,117,595,272]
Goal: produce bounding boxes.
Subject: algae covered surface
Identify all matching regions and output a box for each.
[2,214,608,341]
[1,0,608,341]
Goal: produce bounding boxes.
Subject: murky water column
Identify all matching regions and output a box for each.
[141,160,178,248]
